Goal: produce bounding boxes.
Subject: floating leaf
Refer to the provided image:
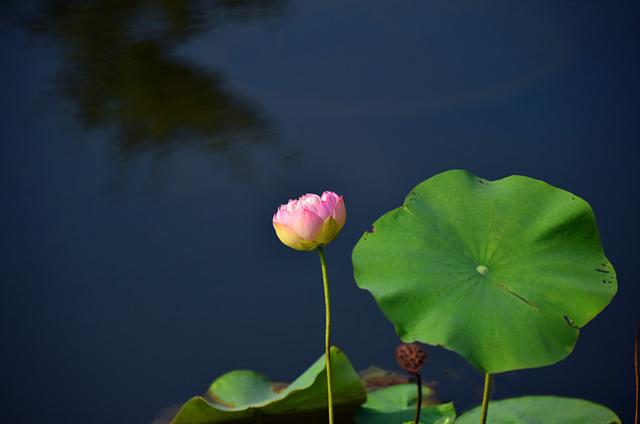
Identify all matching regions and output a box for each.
[355,384,456,424]
[455,396,621,423]
[353,170,616,373]
[171,346,366,423]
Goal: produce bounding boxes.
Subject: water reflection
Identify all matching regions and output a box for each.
[16,0,285,163]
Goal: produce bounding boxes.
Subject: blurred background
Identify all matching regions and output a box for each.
[1,0,638,422]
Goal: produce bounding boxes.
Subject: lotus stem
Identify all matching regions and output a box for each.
[635,323,639,424]
[394,343,427,424]
[480,372,492,424]
[318,247,334,424]
[414,372,423,424]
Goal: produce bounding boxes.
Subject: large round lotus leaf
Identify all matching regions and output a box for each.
[455,396,621,423]
[352,170,617,373]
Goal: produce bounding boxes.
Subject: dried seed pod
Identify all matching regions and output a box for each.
[395,343,427,374]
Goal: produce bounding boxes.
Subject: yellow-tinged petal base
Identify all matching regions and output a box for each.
[274,223,319,251]
[315,217,340,245]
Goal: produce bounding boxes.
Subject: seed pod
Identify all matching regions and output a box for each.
[395,343,427,374]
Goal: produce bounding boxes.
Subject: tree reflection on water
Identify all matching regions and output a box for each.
[13,0,287,167]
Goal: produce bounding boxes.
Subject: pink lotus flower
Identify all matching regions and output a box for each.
[273,191,346,251]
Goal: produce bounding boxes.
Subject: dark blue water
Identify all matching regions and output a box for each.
[1,1,639,422]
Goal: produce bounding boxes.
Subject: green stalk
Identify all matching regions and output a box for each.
[414,372,423,424]
[318,247,334,424]
[635,324,638,424]
[480,373,492,424]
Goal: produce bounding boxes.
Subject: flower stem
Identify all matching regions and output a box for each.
[635,323,639,424]
[318,247,334,424]
[413,372,423,424]
[480,373,492,424]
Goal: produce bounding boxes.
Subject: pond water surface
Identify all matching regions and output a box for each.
[1,1,639,423]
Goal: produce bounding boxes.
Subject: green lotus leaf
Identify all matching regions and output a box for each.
[355,384,456,424]
[455,396,621,423]
[352,170,616,373]
[171,346,366,423]
[360,384,429,412]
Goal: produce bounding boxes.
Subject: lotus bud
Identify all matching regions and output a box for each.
[395,343,427,374]
[273,191,346,251]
